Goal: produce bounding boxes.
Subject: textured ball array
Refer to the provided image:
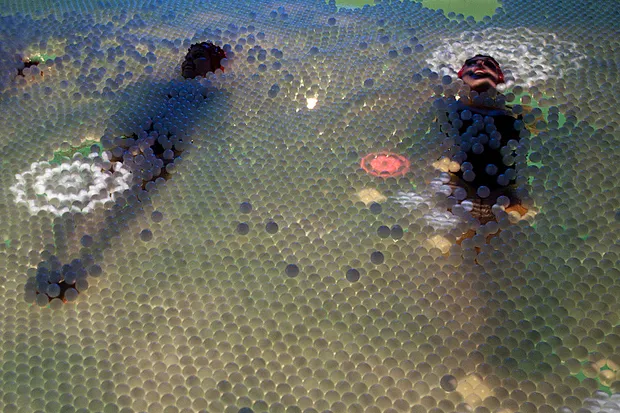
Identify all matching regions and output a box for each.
[0,0,618,413]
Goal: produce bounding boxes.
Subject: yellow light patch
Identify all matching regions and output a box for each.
[357,188,387,205]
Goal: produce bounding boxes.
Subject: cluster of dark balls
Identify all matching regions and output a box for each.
[181,41,227,79]
[443,108,529,200]
[24,255,101,305]
[16,56,43,78]
[104,117,193,188]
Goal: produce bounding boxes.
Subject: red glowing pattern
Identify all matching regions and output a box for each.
[361,152,410,178]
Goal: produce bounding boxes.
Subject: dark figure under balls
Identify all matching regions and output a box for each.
[181,41,227,79]
[432,55,544,243]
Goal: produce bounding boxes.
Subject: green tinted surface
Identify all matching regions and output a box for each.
[335,0,501,21]
[49,141,101,165]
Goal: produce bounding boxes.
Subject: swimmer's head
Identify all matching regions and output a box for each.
[457,54,505,93]
[182,42,227,79]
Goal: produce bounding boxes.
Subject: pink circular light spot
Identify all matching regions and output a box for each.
[360,152,410,178]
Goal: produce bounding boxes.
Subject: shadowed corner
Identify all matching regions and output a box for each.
[21,56,231,307]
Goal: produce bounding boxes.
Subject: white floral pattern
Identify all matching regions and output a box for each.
[10,154,132,216]
[428,27,587,91]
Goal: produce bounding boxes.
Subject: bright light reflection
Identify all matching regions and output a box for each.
[306,97,317,109]
[458,373,490,408]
